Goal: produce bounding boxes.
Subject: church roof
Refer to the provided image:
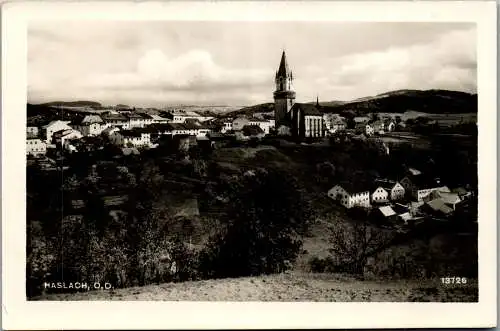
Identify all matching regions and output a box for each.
[291,103,322,116]
[276,51,292,79]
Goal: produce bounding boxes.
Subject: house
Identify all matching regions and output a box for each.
[374,179,406,201]
[403,174,449,201]
[72,115,105,136]
[424,190,461,210]
[119,129,152,147]
[101,113,129,128]
[125,112,149,128]
[327,182,371,209]
[422,198,454,217]
[371,186,389,203]
[364,123,375,136]
[385,119,396,132]
[373,205,398,222]
[27,126,39,139]
[248,117,275,134]
[452,187,473,200]
[42,120,73,143]
[150,114,170,124]
[232,117,250,131]
[26,138,47,157]
[370,120,385,134]
[221,120,234,133]
[167,109,210,123]
[354,116,370,123]
[277,125,292,136]
[52,129,83,146]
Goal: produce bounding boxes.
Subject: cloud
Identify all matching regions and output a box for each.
[302,27,476,100]
[28,22,476,106]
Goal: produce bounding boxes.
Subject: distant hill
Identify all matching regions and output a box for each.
[326,89,477,115]
[228,103,275,117]
[38,101,102,108]
[228,90,477,117]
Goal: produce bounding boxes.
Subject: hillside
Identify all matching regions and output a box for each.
[227,89,477,117]
[36,272,478,301]
[38,100,102,108]
[324,89,477,115]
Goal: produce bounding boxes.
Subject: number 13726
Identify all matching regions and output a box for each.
[441,277,467,285]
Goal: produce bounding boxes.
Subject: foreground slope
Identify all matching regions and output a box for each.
[37,272,477,302]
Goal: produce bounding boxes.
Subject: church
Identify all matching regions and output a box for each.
[273,51,324,139]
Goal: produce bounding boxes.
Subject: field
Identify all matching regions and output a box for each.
[37,271,478,302]
[378,111,477,126]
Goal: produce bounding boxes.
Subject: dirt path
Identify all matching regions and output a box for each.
[35,272,478,302]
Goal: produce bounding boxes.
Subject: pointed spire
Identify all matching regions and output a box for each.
[316,95,319,107]
[276,50,291,79]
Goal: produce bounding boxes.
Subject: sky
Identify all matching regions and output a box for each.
[28,22,476,107]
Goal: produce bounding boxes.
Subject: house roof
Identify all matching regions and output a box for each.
[431,191,461,205]
[122,147,140,155]
[42,120,71,129]
[408,175,439,188]
[374,179,400,191]
[80,115,103,124]
[102,113,127,121]
[336,181,372,195]
[378,206,397,217]
[452,187,469,195]
[426,198,454,214]
[291,103,322,116]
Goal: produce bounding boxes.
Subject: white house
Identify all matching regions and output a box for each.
[52,129,83,146]
[327,183,371,209]
[221,120,233,133]
[374,179,406,201]
[119,129,152,147]
[365,123,375,136]
[101,113,129,128]
[371,186,389,203]
[42,120,73,143]
[72,115,105,136]
[150,114,170,124]
[26,138,47,157]
[248,118,275,134]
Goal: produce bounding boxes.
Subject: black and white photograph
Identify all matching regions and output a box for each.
[2,1,497,329]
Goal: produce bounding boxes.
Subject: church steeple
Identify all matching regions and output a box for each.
[316,95,320,107]
[276,50,292,80]
[273,50,296,128]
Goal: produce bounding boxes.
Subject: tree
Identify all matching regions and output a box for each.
[329,221,394,276]
[199,169,312,278]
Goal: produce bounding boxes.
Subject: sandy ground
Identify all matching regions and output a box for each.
[36,272,478,302]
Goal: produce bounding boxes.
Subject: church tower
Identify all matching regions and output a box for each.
[273,51,296,127]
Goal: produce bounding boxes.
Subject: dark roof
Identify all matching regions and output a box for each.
[291,103,322,116]
[102,113,127,121]
[276,51,292,79]
[242,125,265,136]
[337,181,372,194]
[374,179,398,191]
[407,175,439,188]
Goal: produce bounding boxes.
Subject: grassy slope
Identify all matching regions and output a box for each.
[37,271,478,302]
